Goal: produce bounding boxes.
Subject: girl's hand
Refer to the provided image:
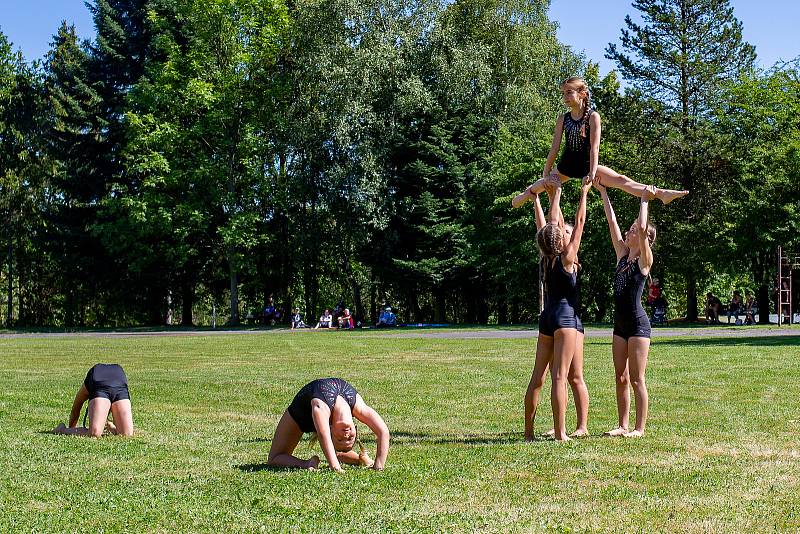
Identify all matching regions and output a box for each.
[581,175,593,191]
[593,178,607,195]
[643,184,656,201]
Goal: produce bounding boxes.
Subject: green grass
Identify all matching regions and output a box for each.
[1,330,799,532]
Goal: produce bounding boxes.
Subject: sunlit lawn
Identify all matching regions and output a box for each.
[1,329,798,532]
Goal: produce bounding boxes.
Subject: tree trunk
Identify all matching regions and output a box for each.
[433,288,446,323]
[181,278,194,326]
[686,272,698,322]
[228,248,239,326]
[6,239,13,327]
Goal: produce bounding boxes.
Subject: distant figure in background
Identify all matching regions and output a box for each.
[744,291,757,325]
[727,290,743,324]
[263,297,281,325]
[705,292,722,324]
[316,309,334,329]
[338,308,354,329]
[291,308,306,329]
[53,364,133,437]
[376,307,397,327]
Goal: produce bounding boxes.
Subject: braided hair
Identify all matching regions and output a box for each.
[561,76,592,137]
[536,223,565,291]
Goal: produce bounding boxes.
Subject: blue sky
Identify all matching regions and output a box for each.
[2,0,799,74]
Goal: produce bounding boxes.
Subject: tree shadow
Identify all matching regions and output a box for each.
[389,431,526,445]
[655,335,800,348]
[236,463,299,473]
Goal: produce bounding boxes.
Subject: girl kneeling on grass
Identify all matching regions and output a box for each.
[268,378,389,472]
[53,363,134,437]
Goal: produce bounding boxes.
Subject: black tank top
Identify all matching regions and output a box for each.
[287,378,358,433]
[563,111,591,155]
[545,256,578,309]
[613,257,647,320]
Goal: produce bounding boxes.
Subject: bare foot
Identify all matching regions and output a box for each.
[657,189,689,204]
[569,429,589,438]
[359,452,374,468]
[105,420,117,435]
[305,455,320,471]
[543,428,555,438]
[53,423,66,434]
[524,432,535,442]
[603,427,628,437]
[512,190,533,208]
[623,430,644,438]
[553,434,572,442]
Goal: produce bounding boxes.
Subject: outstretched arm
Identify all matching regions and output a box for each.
[352,395,390,470]
[594,181,627,261]
[638,186,655,276]
[68,384,90,428]
[544,178,562,226]
[563,177,592,267]
[310,399,343,473]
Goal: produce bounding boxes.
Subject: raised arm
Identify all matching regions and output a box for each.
[310,399,343,473]
[594,181,627,261]
[533,193,546,231]
[562,176,591,268]
[68,384,90,428]
[638,185,655,276]
[544,178,562,226]
[587,112,601,183]
[352,395,390,470]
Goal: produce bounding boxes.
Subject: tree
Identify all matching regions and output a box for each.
[606,0,756,320]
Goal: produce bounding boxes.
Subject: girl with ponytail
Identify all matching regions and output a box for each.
[524,184,590,441]
[512,77,688,208]
[268,378,389,472]
[524,174,592,442]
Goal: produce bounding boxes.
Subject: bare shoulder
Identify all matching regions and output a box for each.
[590,110,602,124]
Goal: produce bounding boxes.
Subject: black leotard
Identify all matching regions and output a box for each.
[612,257,651,340]
[84,364,129,403]
[556,110,593,179]
[539,256,582,336]
[287,378,358,433]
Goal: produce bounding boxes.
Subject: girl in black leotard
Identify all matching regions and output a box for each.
[523,187,589,441]
[267,378,390,472]
[512,77,688,209]
[53,364,134,437]
[523,175,592,442]
[595,181,657,438]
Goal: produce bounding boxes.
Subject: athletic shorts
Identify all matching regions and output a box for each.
[84,364,130,403]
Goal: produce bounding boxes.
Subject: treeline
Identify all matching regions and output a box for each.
[0,0,798,327]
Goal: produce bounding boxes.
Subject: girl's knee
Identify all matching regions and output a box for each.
[568,374,584,387]
[615,374,629,387]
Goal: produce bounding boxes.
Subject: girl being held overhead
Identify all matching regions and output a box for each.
[512,77,688,208]
[268,378,390,472]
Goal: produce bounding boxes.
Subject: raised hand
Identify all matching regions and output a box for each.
[643,184,657,201]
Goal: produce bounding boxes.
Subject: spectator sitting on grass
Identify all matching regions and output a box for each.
[705,292,722,324]
[376,307,397,327]
[315,309,334,329]
[338,308,354,329]
[53,364,133,438]
[291,308,306,329]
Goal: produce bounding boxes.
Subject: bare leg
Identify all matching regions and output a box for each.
[512,170,570,208]
[268,411,319,469]
[624,337,650,437]
[524,334,553,441]
[568,331,589,437]
[551,328,577,441]
[604,335,630,436]
[86,398,112,438]
[595,165,688,204]
[110,399,134,436]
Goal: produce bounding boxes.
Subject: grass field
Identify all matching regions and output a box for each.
[1,328,799,532]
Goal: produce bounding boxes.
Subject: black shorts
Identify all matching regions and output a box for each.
[556,156,589,179]
[84,364,130,403]
[539,302,583,336]
[613,314,651,340]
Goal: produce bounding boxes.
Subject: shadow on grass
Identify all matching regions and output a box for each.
[390,431,525,445]
[236,463,302,473]
[655,335,800,348]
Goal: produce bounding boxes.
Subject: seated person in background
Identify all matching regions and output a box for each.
[727,290,743,324]
[263,297,281,325]
[647,278,662,308]
[315,309,334,329]
[291,308,306,329]
[338,308,354,329]
[744,291,757,324]
[53,364,133,437]
[376,306,397,327]
[705,292,722,324]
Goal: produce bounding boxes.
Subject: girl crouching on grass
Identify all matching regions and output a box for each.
[53,363,134,437]
[268,378,389,472]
